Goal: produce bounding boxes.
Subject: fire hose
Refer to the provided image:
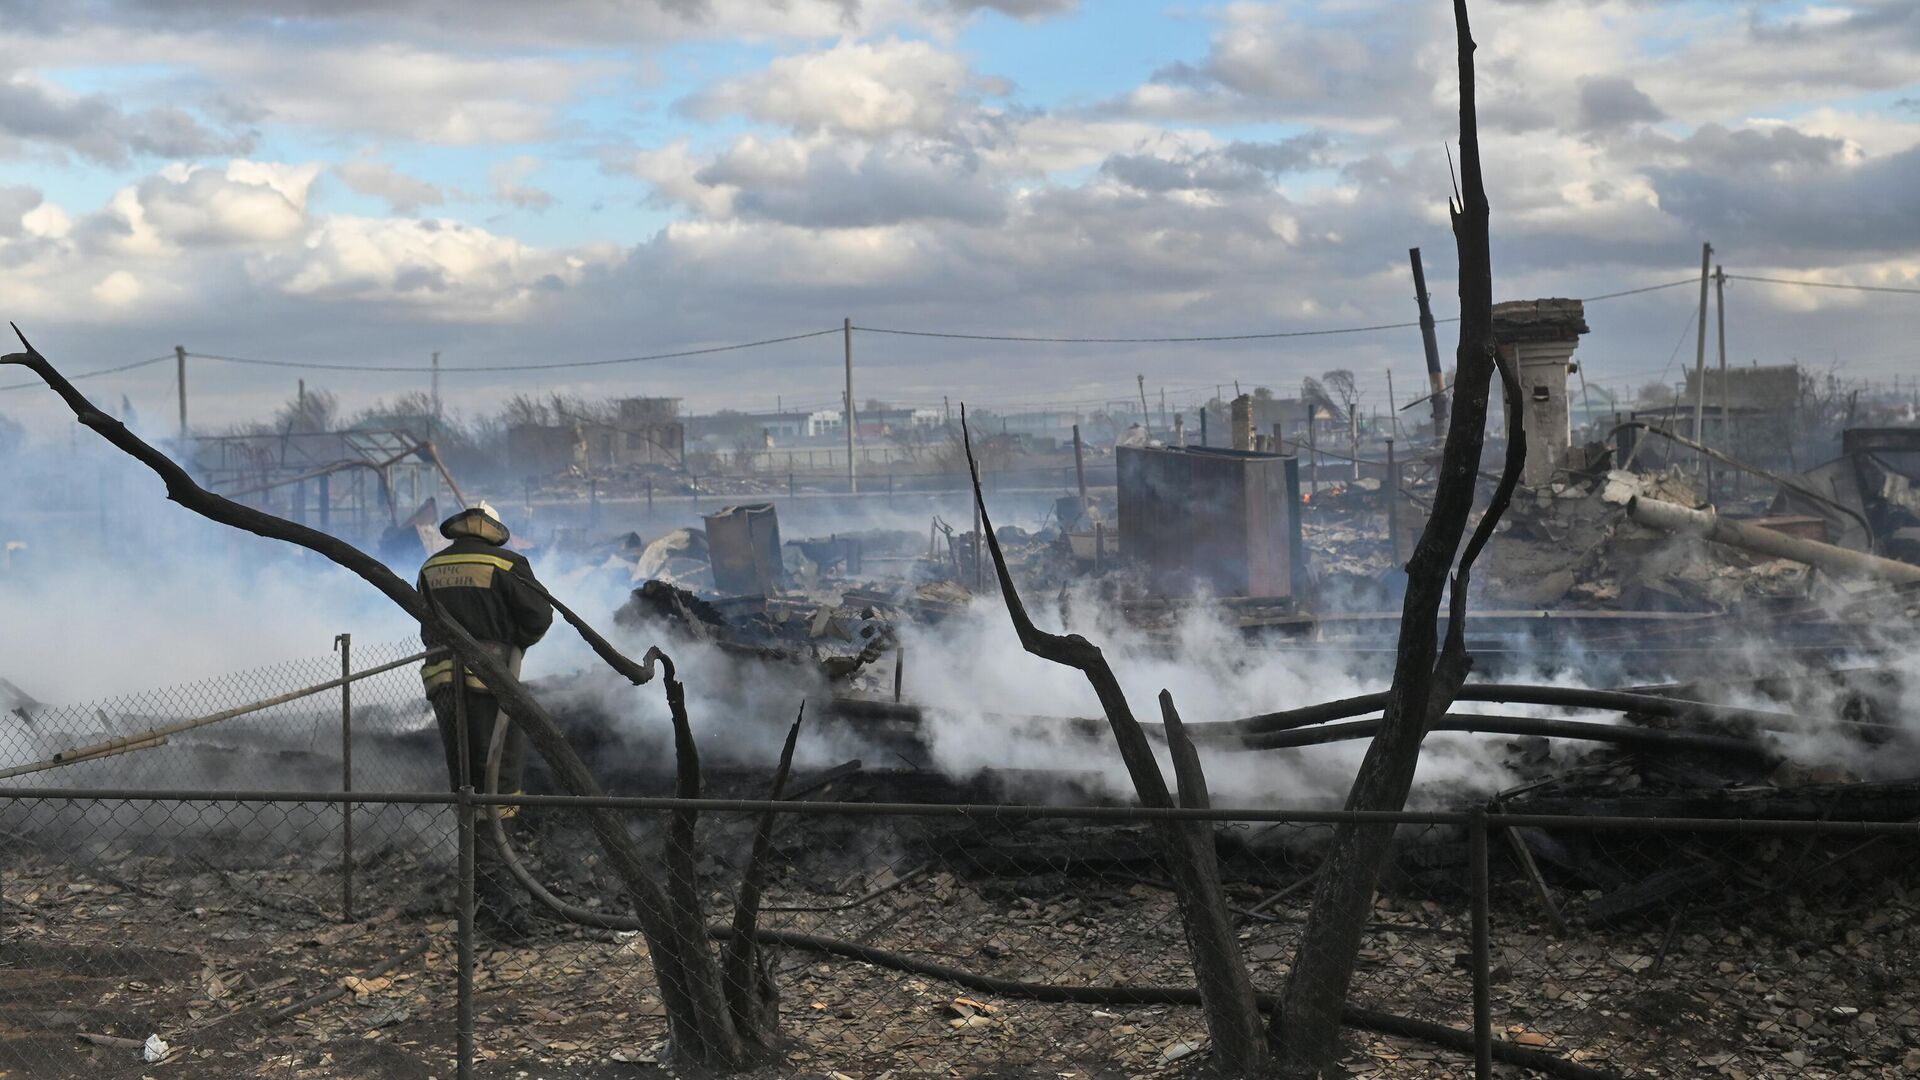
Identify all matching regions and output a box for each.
[480,721,1619,1080]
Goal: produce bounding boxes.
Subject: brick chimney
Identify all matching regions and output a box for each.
[1491,298,1589,486]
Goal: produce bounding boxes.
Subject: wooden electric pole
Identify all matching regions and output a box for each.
[1386,368,1403,440]
[174,345,187,444]
[1690,242,1712,454]
[1071,424,1088,505]
[1715,264,1729,491]
[843,317,857,494]
[1408,248,1448,440]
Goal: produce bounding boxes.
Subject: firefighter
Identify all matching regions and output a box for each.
[418,502,552,937]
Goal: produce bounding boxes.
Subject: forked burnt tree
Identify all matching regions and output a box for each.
[967,1,1521,1075]
[1272,0,1519,1070]
[0,334,785,1071]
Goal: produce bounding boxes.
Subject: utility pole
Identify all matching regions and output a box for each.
[843,317,857,495]
[1715,264,1729,495]
[1691,241,1713,455]
[1136,374,1152,437]
[1306,415,1318,499]
[1386,368,1403,440]
[174,345,188,444]
[1408,248,1448,440]
[430,351,442,440]
[1348,401,1360,481]
[1071,423,1088,507]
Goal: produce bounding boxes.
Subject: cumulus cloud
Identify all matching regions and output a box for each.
[681,37,1006,136]
[91,269,143,306]
[192,44,590,144]
[266,215,611,318]
[0,0,900,48]
[489,155,555,211]
[1576,75,1664,133]
[1100,134,1333,194]
[0,154,624,334]
[943,0,1077,18]
[0,184,42,237]
[0,72,251,164]
[1138,7,1432,127]
[1640,122,1844,172]
[686,136,1006,227]
[1,0,1918,424]
[333,157,446,214]
[126,160,320,247]
[1649,143,1920,257]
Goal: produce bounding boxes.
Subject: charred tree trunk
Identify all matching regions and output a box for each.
[1,331,769,1070]
[1269,3,1515,1075]
[723,707,804,1042]
[963,415,1269,1073]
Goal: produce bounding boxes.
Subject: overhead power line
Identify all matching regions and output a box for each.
[1579,277,1698,302]
[0,273,1711,392]
[187,328,843,374]
[851,321,1433,344]
[0,354,173,393]
[852,278,1697,345]
[1725,274,1920,296]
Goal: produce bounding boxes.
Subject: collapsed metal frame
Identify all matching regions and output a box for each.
[189,429,463,535]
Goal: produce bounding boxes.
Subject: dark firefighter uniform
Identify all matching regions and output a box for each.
[418,504,551,933]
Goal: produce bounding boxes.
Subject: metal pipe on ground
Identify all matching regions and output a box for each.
[1228,713,1778,760]
[1175,683,1811,739]
[1606,421,1874,543]
[1626,495,1920,586]
[827,690,1832,742]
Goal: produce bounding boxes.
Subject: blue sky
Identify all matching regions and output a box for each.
[0,0,1915,429]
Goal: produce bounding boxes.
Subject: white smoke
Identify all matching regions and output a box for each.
[894,586,1541,808]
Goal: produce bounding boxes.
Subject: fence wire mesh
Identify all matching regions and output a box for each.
[3,643,1916,1079]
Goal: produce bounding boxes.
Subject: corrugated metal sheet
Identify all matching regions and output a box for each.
[1116,446,1301,598]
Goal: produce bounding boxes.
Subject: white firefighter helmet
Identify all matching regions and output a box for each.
[439,501,509,545]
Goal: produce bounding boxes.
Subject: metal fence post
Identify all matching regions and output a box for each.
[335,633,353,922]
[456,782,476,1080]
[1470,805,1493,1080]
[454,670,476,1079]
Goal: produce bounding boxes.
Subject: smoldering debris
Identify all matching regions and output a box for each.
[11,364,1920,1080]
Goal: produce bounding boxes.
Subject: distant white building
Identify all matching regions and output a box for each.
[808,409,844,437]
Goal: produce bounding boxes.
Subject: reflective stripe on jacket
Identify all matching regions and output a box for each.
[422,640,525,694]
[417,537,551,688]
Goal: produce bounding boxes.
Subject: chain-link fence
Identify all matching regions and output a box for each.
[3,648,1917,1079]
[0,636,437,794]
[6,790,1914,1079]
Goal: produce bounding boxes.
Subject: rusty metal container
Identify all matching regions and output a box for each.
[703,503,785,596]
[1116,446,1301,597]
